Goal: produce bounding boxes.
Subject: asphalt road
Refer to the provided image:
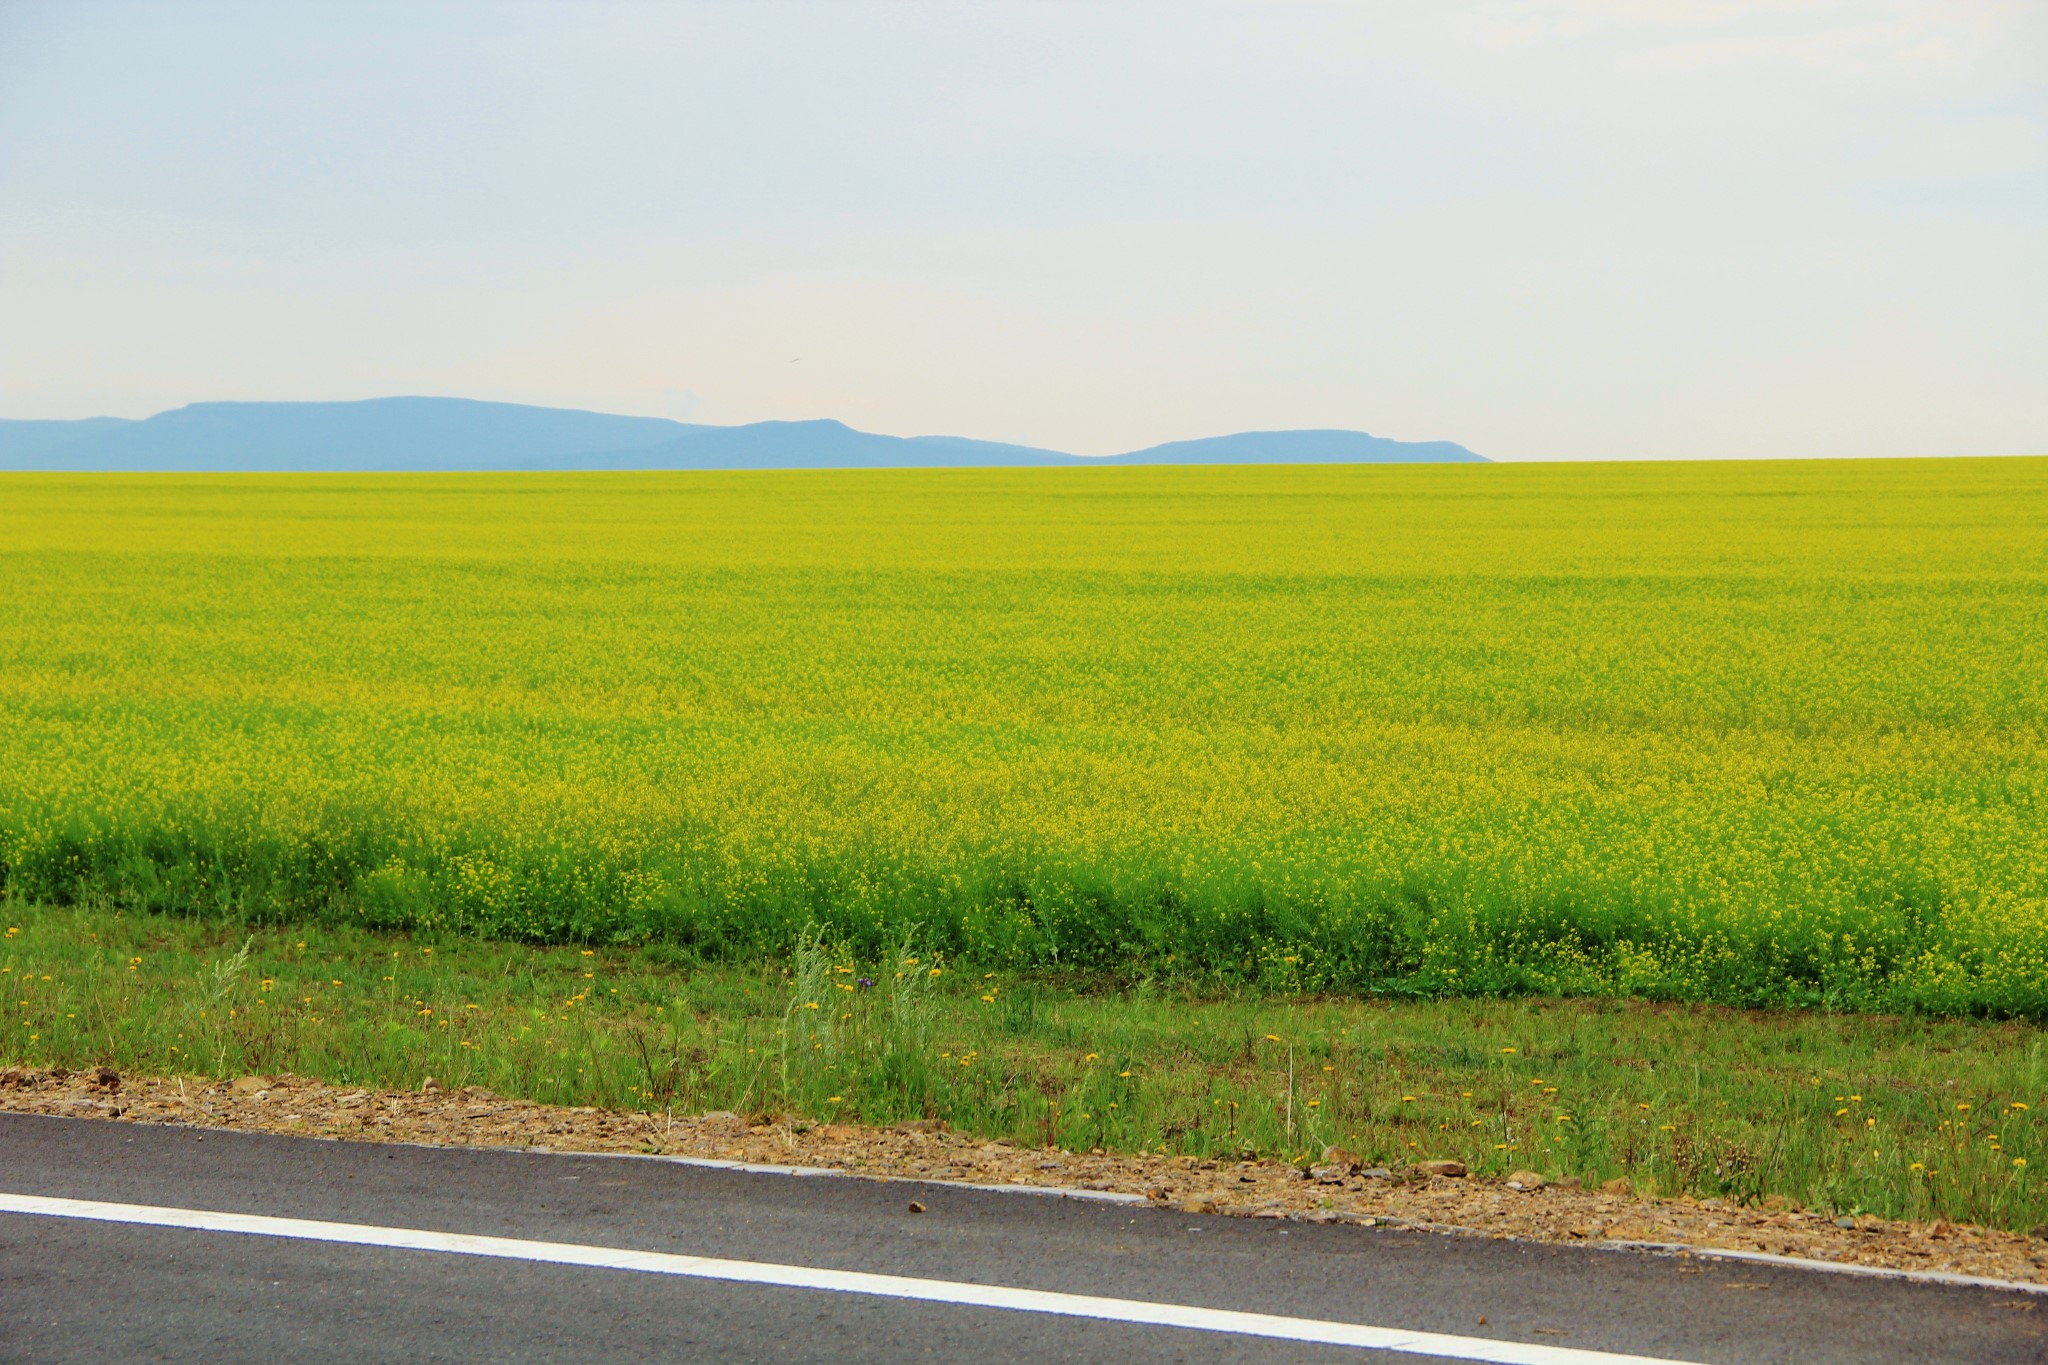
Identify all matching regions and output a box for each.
[1,1112,2042,1363]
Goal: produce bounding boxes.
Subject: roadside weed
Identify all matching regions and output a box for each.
[7,907,2048,1231]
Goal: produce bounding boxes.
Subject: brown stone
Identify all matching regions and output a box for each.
[1506,1170,1548,1191]
[1413,1160,1468,1178]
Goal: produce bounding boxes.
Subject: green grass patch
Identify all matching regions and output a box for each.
[8,904,2048,1232]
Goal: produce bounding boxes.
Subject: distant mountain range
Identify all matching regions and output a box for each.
[0,398,1485,471]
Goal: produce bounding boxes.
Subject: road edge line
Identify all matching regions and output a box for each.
[1596,1239,2048,1297]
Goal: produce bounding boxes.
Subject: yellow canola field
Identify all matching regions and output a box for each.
[2,459,2044,1011]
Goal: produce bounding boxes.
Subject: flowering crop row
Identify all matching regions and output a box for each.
[2,460,2044,1012]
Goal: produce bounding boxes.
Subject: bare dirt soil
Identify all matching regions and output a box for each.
[8,1064,2046,1286]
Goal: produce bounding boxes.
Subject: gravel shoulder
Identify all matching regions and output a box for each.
[8,1062,2046,1286]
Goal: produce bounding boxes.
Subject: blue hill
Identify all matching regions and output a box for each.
[1103,429,1482,465]
[0,416,137,462]
[0,398,1486,470]
[1,398,698,472]
[538,419,1074,470]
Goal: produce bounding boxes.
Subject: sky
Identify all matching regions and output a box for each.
[1,1,2042,460]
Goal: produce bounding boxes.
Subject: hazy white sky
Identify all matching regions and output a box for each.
[2,1,2042,459]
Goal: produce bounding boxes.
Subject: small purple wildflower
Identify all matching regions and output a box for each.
[857,977,874,989]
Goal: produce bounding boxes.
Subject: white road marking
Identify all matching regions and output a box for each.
[541,1145,1151,1203]
[1,1191,1697,1365]
[1601,1239,2048,1297]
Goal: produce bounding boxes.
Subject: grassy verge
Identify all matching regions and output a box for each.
[6,902,2046,1232]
